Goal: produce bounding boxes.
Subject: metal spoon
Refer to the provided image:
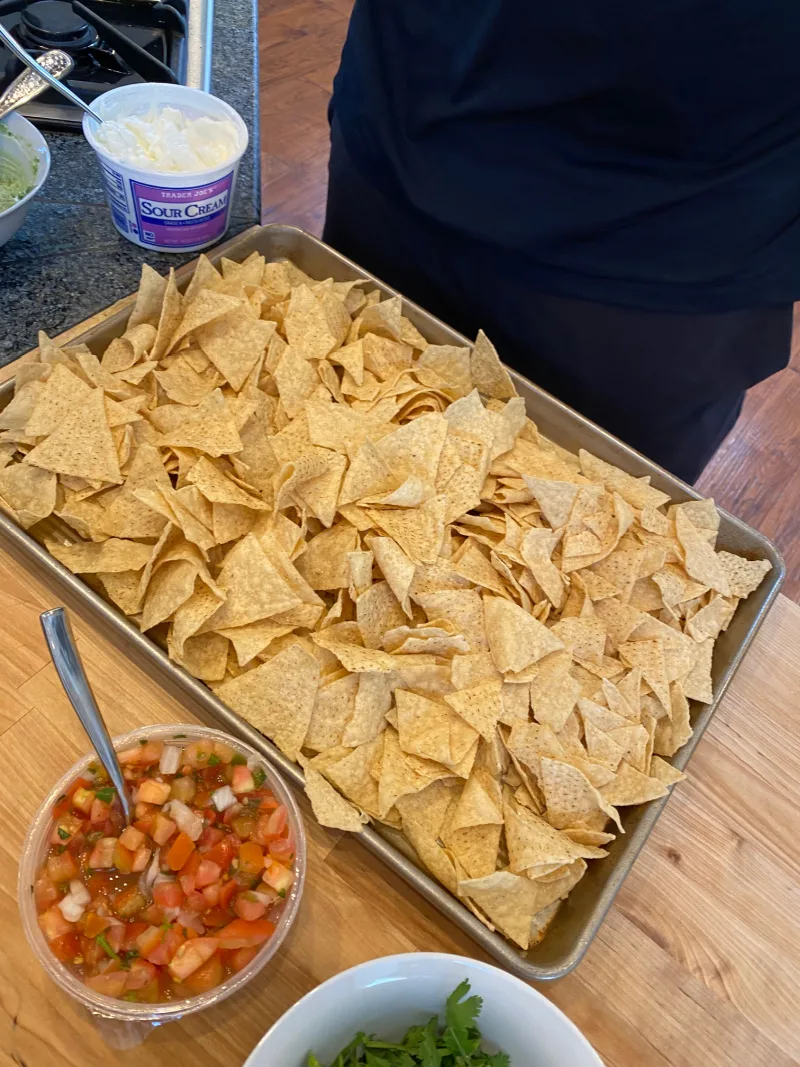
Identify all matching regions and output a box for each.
[0,49,74,122]
[40,608,133,824]
[0,25,104,124]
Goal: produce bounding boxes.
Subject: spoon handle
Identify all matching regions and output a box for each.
[40,608,133,824]
[0,25,104,124]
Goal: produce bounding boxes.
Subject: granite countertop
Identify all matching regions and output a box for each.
[0,0,260,366]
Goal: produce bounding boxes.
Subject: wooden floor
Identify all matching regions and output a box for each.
[259,0,800,602]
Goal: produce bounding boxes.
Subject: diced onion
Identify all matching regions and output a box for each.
[246,754,261,772]
[211,785,236,811]
[138,847,161,894]
[159,745,182,775]
[176,910,205,934]
[58,880,92,922]
[164,798,203,841]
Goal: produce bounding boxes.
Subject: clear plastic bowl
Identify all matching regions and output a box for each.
[18,723,305,1031]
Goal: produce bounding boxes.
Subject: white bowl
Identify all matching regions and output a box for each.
[245,952,604,1067]
[0,112,50,247]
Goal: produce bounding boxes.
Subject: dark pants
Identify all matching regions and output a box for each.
[323,121,792,484]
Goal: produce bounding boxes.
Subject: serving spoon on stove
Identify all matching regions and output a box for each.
[0,48,74,121]
[0,24,103,123]
[40,607,133,824]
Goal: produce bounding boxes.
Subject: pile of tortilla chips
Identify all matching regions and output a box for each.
[0,252,772,952]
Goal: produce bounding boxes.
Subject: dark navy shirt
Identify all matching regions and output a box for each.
[332,0,800,311]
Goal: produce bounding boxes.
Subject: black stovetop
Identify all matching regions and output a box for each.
[0,0,187,128]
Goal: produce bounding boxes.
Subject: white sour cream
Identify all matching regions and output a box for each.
[94,105,239,173]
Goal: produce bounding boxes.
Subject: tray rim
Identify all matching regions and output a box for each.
[0,222,785,982]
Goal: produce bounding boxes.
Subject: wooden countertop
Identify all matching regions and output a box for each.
[1,543,799,1067]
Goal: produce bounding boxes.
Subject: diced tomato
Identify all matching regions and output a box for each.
[86,972,127,998]
[82,911,112,938]
[230,812,257,839]
[169,775,196,805]
[88,837,118,869]
[195,859,222,888]
[135,975,163,1003]
[226,945,259,973]
[197,827,225,851]
[137,924,185,966]
[138,903,165,925]
[136,779,171,806]
[218,879,237,912]
[118,825,145,851]
[202,907,230,929]
[182,953,224,995]
[251,806,285,846]
[125,958,158,991]
[168,937,218,981]
[71,787,96,815]
[46,850,79,884]
[82,933,104,967]
[50,931,81,963]
[237,841,264,876]
[121,921,148,950]
[268,836,294,863]
[262,860,294,895]
[132,846,152,873]
[258,792,280,811]
[113,886,146,919]
[221,802,243,826]
[234,892,266,921]
[153,880,184,909]
[183,891,207,915]
[215,917,275,950]
[204,837,237,870]
[50,812,84,846]
[166,831,195,872]
[133,815,156,836]
[118,740,164,766]
[34,873,60,909]
[152,813,177,846]
[89,799,112,825]
[182,741,214,769]
[112,841,135,874]
[201,882,221,908]
[105,923,126,953]
[39,906,74,941]
[231,765,255,793]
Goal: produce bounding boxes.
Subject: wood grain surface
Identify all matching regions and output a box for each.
[0,541,798,1067]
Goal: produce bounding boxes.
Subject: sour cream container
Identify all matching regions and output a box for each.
[83,84,248,254]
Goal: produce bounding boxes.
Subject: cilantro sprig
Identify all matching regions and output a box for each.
[307,981,509,1066]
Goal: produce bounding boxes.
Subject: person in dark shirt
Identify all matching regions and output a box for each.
[323,0,799,482]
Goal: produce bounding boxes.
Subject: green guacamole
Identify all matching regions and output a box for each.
[0,124,38,213]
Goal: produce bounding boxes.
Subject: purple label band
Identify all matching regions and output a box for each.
[129,172,235,249]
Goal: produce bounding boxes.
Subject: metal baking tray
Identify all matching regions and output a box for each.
[0,224,784,980]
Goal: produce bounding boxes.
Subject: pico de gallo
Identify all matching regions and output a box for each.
[33,735,296,1002]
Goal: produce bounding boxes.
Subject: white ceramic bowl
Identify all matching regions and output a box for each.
[0,112,50,247]
[245,953,604,1067]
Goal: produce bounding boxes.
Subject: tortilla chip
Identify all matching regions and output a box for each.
[530,652,580,732]
[470,331,517,400]
[304,671,360,753]
[26,388,121,484]
[128,264,167,329]
[600,760,669,806]
[504,801,607,874]
[300,758,369,832]
[716,551,772,599]
[46,537,152,574]
[341,671,394,746]
[674,509,731,595]
[396,688,478,772]
[214,643,319,760]
[366,495,446,565]
[206,534,301,629]
[539,757,623,833]
[0,463,56,528]
[618,638,671,715]
[444,680,504,743]
[458,870,539,949]
[484,595,564,673]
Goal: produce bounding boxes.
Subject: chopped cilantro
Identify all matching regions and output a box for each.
[230,753,246,766]
[57,827,71,841]
[278,888,286,898]
[96,934,120,962]
[122,992,139,1002]
[208,754,221,766]
[95,786,114,804]
[252,767,266,788]
[307,982,508,1066]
